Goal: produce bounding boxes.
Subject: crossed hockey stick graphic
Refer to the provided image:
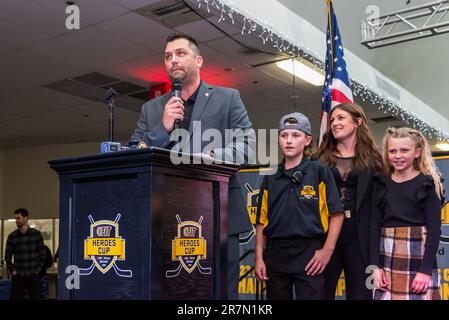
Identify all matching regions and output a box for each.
[165,214,212,278]
[78,214,132,278]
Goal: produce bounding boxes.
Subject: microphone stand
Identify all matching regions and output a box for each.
[105,88,117,142]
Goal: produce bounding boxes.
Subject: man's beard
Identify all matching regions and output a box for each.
[169,73,186,83]
[168,67,188,83]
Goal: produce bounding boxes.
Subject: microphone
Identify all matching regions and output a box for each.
[292,170,304,184]
[172,79,183,130]
[105,87,117,104]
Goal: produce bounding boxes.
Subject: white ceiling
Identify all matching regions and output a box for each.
[0,0,444,150]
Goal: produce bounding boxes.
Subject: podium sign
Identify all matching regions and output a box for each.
[49,148,238,299]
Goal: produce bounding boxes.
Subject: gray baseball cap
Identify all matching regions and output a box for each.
[279,112,312,136]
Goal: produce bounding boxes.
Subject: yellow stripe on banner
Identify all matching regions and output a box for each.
[85,238,124,258]
[172,238,206,258]
[319,182,330,233]
[260,190,269,228]
[442,203,449,225]
[434,155,449,160]
[239,168,273,173]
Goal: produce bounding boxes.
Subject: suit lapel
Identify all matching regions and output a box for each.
[160,93,171,114]
[189,81,213,137]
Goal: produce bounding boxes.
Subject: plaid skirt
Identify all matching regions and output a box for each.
[373,226,441,300]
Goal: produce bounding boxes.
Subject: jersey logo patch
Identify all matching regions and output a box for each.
[300,185,317,200]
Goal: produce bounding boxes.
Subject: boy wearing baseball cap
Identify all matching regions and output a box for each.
[254,112,344,299]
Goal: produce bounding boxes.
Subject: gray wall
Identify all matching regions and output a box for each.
[1,142,98,219]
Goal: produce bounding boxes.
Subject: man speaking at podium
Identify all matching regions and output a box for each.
[131,33,255,164]
[131,33,255,299]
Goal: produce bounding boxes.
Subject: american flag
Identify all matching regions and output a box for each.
[319,1,353,145]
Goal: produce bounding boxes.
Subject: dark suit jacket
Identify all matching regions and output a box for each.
[354,168,377,265]
[330,166,376,265]
[131,81,255,163]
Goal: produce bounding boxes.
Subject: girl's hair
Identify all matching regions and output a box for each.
[382,126,443,199]
[314,103,382,172]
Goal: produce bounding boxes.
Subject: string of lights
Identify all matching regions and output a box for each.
[196,0,449,141]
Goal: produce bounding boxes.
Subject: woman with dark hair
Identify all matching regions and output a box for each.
[314,103,382,300]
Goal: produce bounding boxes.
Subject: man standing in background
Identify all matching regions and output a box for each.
[4,208,45,300]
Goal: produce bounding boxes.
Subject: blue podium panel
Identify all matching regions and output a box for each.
[155,174,215,299]
[70,173,148,299]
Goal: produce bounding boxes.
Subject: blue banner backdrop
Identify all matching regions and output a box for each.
[237,157,449,300]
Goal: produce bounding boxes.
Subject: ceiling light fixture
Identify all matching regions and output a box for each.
[435,142,449,151]
[276,59,324,86]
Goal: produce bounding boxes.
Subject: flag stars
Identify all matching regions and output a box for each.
[338,45,343,50]
[335,35,339,40]
[337,66,343,72]
[334,57,339,62]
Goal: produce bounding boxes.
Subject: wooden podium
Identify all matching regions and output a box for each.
[49,147,239,299]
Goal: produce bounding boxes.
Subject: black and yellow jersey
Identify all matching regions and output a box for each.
[255,158,344,239]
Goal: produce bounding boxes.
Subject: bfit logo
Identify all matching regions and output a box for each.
[166,215,211,278]
[79,214,133,277]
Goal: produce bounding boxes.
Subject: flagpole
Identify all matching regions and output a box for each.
[319,0,334,147]
[320,0,353,147]
[327,0,334,70]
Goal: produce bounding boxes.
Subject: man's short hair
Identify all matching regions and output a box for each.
[14,208,29,217]
[165,32,201,56]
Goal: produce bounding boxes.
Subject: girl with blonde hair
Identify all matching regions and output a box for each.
[370,127,442,300]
